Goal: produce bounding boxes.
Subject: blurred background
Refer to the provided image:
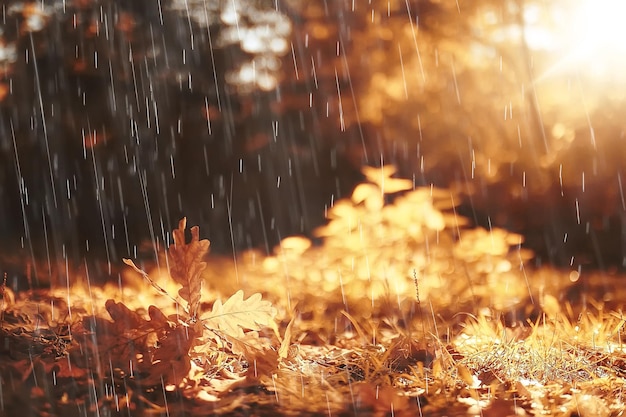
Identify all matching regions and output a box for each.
[0,0,625,287]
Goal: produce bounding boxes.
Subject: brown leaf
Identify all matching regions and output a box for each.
[246,347,279,381]
[73,300,191,387]
[227,334,279,381]
[105,298,144,331]
[148,304,170,327]
[139,325,194,387]
[169,218,210,320]
[354,383,410,415]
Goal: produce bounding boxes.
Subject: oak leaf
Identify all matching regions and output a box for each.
[202,290,278,338]
[72,299,194,387]
[221,332,279,381]
[244,345,279,382]
[169,217,210,320]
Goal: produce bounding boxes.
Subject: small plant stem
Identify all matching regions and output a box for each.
[413,269,427,338]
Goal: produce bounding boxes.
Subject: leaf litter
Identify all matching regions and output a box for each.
[2,166,626,416]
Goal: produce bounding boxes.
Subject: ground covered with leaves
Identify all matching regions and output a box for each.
[2,167,626,417]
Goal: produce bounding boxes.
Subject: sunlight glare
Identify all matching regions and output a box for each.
[565,0,626,74]
[532,0,626,79]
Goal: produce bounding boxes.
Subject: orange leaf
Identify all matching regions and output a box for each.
[169,218,210,320]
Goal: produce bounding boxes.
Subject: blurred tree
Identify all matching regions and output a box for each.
[1,0,626,287]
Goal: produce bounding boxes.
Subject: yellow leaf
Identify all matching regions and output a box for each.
[362,165,398,183]
[202,290,278,338]
[275,236,311,257]
[457,364,475,386]
[432,357,443,379]
[362,165,413,194]
[278,314,296,361]
[351,183,384,210]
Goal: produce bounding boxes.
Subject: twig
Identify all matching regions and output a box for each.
[122,258,180,306]
[413,269,427,338]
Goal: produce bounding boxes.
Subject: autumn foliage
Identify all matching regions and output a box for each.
[2,169,626,416]
[103,218,280,389]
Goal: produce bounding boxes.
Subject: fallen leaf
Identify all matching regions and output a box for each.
[278,314,296,361]
[202,290,278,338]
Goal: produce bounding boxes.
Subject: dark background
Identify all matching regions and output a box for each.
[1,0,625,287]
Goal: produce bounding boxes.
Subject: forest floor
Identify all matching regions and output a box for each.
[2,169,626,417]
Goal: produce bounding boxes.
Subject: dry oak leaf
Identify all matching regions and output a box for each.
[73,300,194,387]
[225,333,280,381]
[169,217,210,320]
[353,383,411,416]
[201,290,278,338]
